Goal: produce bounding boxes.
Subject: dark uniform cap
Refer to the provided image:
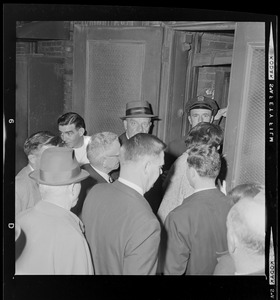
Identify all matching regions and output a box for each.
[186,96,219,116]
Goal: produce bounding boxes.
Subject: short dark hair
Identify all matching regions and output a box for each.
[23,131,61,156]
[186,144,221,178]
[57,112,86,130]
[120,133,166,163]
[185,122,223,149]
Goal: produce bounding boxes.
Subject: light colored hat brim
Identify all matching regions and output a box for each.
[29,169,90,186]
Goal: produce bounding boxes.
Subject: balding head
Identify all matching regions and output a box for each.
[227,190,265,256]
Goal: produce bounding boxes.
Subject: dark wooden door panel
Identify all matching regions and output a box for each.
[73,26,163,136]
[28,56,64,136]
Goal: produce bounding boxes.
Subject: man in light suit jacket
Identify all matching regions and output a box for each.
[16,147,93,275]
[15,131,62,215]
[81,133,166,275]
[71,132,120,217]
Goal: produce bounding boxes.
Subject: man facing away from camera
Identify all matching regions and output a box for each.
[71,132,120,217]
[226,189,266,275]
[161,143,231,275]
[81,133,166,275]
[16,147,94,275]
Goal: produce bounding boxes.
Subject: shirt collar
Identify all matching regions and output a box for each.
[36,201,85,233]
[193,187,217,194]
[118,177,144,196]
[90,164,111,183]
[28,164,34,172]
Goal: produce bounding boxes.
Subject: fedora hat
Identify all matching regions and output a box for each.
[29,147,89,186]
[186,96,219,116]
[120,101,158,120]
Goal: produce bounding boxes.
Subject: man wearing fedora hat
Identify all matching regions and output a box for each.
[15,147,94,275]
[119,100,158,145]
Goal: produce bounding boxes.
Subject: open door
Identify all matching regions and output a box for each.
[223,22,265,191]
[72,25,163,136]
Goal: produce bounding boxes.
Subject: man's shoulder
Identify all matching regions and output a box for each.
[118,132,128,145]
[83,135,91,145]
[16,167,33,188]
[16,165,30,178]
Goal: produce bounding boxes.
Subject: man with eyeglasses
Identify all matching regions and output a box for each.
[71,132,121,217]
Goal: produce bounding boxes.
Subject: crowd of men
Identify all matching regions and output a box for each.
[15,97,266,276]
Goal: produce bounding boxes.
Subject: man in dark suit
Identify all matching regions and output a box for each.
[115,100,164,214]
[71,132,120,217]
[81,133,166,274]
[161,143,231,275]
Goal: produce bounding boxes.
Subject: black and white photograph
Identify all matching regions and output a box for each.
[3,4,277,300]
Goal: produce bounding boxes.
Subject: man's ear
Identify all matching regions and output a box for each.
[210,115,214,123]
[71,183,81,196]
[188,116,192,126]
[227,228,237,255]
[144,159,151,175]
[28,154,36,165]
[123,120,128,131]
[189,166,197,180]
[78,127,85,136]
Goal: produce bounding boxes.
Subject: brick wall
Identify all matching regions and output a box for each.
[37,40,65,57]
[16,38,74,111]
[197,33,234,98]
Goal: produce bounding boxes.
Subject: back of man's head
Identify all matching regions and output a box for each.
[186,144,221,179]
[120,133,166,165]
[23,131,61,157]
[57,112,86,131]
[87,132,119,166]
[228,183,264,205]
[227,191,265,257]
[185,122,223,150]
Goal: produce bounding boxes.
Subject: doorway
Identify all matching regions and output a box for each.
[165,29,234,145]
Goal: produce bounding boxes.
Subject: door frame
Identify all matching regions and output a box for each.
[159,22,236,143]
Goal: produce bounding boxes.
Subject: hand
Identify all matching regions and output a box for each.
[214,107,227,121]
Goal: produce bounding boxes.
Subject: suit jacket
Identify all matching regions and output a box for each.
[112,132,164,214]
[81,180,161,275]
[71,164,107,217]
[118,132,128,145]
[162,188,231,275]
[15,165,41,215]
[16,201,94,275]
